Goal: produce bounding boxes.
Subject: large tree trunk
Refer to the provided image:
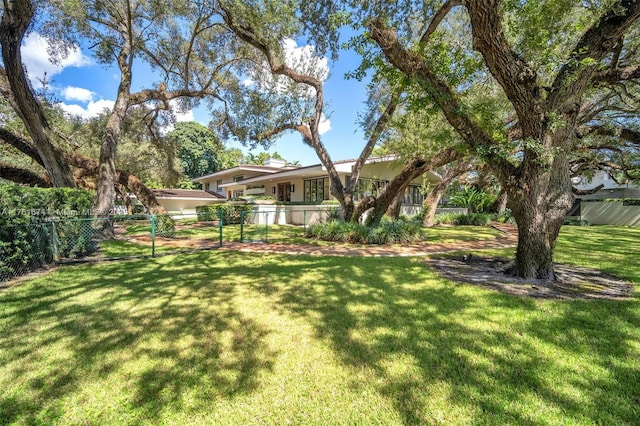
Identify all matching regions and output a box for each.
[94,52,132,217]
[354,148,462,226]
[505,155,574,280]
[0,0,76,187]
[385,192,403,219]
[66,152,165,214]
[423,159,474,226]
[422,186,445,227]
[491,189,508,214]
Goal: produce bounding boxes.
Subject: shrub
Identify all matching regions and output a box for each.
[435,212,492,226]
[196,204,253,224]
[305,220,425,244]
[0,184,96,279]
[155,215,176,237]
[434,213,457,225]
[449,187,493,213]
[563,218,590,226]
[491,209,516,224]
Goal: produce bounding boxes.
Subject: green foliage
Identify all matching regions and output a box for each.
[0,224,51,282]
[305,220,425,244]
[491,210,516,224]
[0,184,96,280]
[0,184,94,226]
[166,122,227,179]
[436,213,492,226]
[449,187,493,213]
[155,215,176,237]
[196,204,254,224]
[563,218,590,226]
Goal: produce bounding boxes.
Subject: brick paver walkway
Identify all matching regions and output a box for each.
[217,223,518,257]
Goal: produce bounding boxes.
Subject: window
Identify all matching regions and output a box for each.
[353,178,389,200]
[403,185,424,205]
[216,180,223,192]
[232,175,244,182]
[232,190,244,198]
[304,178,330,203]
[204,182,210,191]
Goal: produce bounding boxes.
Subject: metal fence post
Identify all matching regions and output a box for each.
[50,221,59,261]
[151,214,156,257]
[240,209,244,242]
[265,212,269,242]
[304,209,307,232]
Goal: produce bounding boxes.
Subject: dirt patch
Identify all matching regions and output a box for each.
[427,255,634,300]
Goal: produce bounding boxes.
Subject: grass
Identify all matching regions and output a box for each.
[97,240,172,258]
[425,225,503,243]
[172,223,501,244]
[1,226,638,424]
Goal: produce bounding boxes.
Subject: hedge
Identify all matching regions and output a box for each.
[195,204,254,224]
[305,220,426,244]
[0,184,96,281]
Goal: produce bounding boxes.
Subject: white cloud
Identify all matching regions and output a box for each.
[57,99,115,119]
[21,33,92,83]
[174,108,194,122]
[61,86,95,102]
[249,38,329,96]
[282,39,329,81]
[318,113,331,135]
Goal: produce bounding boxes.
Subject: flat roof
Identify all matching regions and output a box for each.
[152,189,225,200]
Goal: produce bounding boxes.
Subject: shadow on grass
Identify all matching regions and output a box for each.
[1,238,639,423]
[239,253,640,424]
[0,256,276,424]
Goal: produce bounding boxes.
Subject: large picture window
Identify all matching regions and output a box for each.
[304,178,330,203]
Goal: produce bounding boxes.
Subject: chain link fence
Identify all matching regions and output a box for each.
[238,206,341,242]
[1,205,340,283]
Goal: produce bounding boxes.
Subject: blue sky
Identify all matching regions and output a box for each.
[21,32,371,167]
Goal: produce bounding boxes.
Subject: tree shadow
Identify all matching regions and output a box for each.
[243,254,640,424]
[1,248,638,424]
[0,254,277,423]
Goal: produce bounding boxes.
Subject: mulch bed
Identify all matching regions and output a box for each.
[427,255,634,300]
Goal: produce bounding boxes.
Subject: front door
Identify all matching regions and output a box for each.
[277,182,291,202]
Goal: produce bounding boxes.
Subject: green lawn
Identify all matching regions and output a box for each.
[171,223,502,244]
[1,226,638,424]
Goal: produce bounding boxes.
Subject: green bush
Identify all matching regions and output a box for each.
[435,213,492,226]
[196,204,254,224]
[0,184,96,279]
[563,218,590,226]
[155,215,176,237]
[305,220,425,244]
[491,210,516,224]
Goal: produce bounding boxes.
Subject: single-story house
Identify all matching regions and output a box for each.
[193,158,300,199]
[151,188,225,216]
[193,155,441,216]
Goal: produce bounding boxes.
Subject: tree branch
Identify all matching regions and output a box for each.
[466,0,542,137]
[0,161,50,186]
[367,17,517,180]
[347,90,401,194]
[0,127,44,167]
[572,184,604,196]
[593,65,640,84]
[419,0,465,46]
[549,0,640,109]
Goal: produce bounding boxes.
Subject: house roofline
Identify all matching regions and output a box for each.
[192,165,296,182]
